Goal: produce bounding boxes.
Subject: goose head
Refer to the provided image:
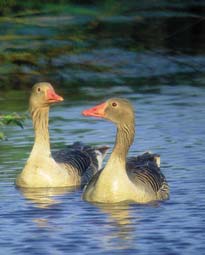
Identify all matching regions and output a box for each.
[82,98,135,126]
[29,82,63,110]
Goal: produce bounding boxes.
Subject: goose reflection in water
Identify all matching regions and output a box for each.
[17,186,78,229]
[18,186,77,209]
[95,203,139,249]
[95,202,161,251]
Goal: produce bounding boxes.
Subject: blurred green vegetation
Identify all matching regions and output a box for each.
[0,113,25,140]
[0,0,130,16]
[0,0,204,91]
[0,0,204,17]
[0,0,140,91]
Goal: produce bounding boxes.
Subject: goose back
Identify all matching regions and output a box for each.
[127,152,169,201]
[53,142,109,185]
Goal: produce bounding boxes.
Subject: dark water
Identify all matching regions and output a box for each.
[0,84,205,255]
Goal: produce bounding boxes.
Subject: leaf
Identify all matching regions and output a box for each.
[14,120,24,129]
[0,132,5,140]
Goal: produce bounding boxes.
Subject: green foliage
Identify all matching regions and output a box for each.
[0,0,21,15]
[0,0,125,16]
[0,113,25,140]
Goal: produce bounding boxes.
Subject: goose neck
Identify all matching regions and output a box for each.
[30,106,51,156]
[111,122,135,162]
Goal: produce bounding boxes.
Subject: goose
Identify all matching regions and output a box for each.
[82,98,169,203]
[16,82,109,188]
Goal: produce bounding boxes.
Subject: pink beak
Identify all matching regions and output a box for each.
[82,102,107,118]
[47,88,64,103]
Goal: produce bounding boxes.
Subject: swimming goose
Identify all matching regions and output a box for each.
[82,98,169,203]
[16,82,109,188]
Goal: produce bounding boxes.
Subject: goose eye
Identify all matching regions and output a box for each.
[112,102,117,107]
[37,87,41,92]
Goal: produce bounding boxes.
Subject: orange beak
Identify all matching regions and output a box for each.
[47,88,64,103]
[82,102,107,118]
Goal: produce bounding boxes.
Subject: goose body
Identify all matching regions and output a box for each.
[82,98,169,203]
[16,83,108,188]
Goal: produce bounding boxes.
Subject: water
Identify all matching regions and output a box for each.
[0,84,205,255]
